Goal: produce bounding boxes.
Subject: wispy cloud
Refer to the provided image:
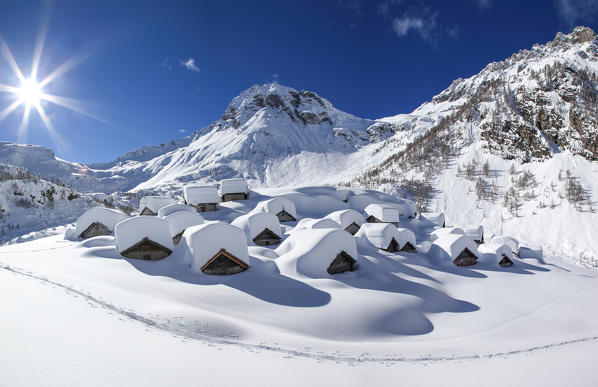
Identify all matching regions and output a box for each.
[473,0,491,9]
[178,129,186,133]
[555,0,598,25]
[338,0,363,15]
[181,57,200,72]
[392,8,438,44]
[161,57,172,70]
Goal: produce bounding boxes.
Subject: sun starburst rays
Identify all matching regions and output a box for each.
[0,22,97,153]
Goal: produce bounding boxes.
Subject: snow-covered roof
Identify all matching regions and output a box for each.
[334,188,352,201]
[275,228,358,277]
[490,236,519,254]
[115,216,174,253]
[220,178,248,194]
[390,199,417,218]
[75,207,129,236]
[324,209,364,229]
[157,203,196,218]
[183,184,220,205]
[355,223,400,249]
[430,234,479,261]
[231,212,282,243]
[479,243,514,264]
[463,225,484,241]
[252,197,297,218]
[139,196,178,214]
[364,203,399,223]
[419,212,445,227]
[184,222,249,273]
[293,217,341,231]
[431,227,465,239]
[163,211,205,237]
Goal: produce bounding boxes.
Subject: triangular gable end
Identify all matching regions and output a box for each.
[453,248,477,267]
[400,241,416,252]
[79,221,111,239]
[344,222,360,235]
[172,230,185,245]
[276,209,296,222]
[201,249,249,275]
[140,207,155,216]
[499,255,514,267]
[385,238,399,252]
[366,215,381,223]
[327,250,356,275]
[120,237,172,260]
[252,228,281,246]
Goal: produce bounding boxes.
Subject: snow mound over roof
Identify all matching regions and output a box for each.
[324,209,364,229]
[163,211,204,237]
[184,222,249,273]
[293,217,341,231]
[334,187,352,201]
[431,227,465,239]
[75,207,129,236]
[183,184,220,205]
[462,225,484,241]
[252,197,297,218]
[115,216,174,253]
[157,203,196,218]
[490,236,520,254]
[139,196,178,214]
[479,242,514,264]
[364,203,399,223]
[231,212,282,243]
[390,199,417,218]
[419,212,445,227]
[430,234,479,261]
[220,178,248,194]
[355,223,416,250]
[275,228,358,277]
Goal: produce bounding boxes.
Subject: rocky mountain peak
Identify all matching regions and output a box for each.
[553,26,596,46]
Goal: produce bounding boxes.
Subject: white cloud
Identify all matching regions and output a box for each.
[161,57,172,70]
[555,0,598,24]
[392,10,438,43]
[178,129,186,133]
[181,57,200,72]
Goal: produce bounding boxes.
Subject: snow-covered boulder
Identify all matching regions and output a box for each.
[479,243,514,267]
[75,207,130,239]
[419,212,445,227]
[184,223,249,275]
[115,216,174,260]
[220,178,248,201]
[324,209,364,235]
[139,196,177,216]
[490,236,520,256]
[463,225,484,243]
[355,223,416,252]
[252,197,297,222]
[276,228,358,277]
[430,234,479,266]
[293,217,341,232]
[183,184,220,212]
[364,203,399,225]
[163,211,204,244]
[231,212,283,246]
[157,203,196,218]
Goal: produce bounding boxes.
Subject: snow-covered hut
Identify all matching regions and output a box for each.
[139,196,177,216]
[275,229,358,276]
[157,203,196,218]
[420,212,445,228]
[231,212,283,246]
[431,227,465,240]
[253,197,297,222]
[355,223,416,252]
[325,209,365,235]
[163,211,205,245]
[335,188,352,202]
[220,178,249,201]
[75,207,129,239]
[293,217,341,232]
[463,225,484,244]
[479,243,514,267]
[430,234,479,267]
[392,198,417,218]
[364,203,399,226]
[183,184,220,212]
[184,223,249,275]
[490,236,519,256]
[115,217,174,260]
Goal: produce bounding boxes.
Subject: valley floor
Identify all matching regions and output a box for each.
[1,232,598,386]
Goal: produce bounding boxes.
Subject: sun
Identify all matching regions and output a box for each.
[18,78,43,107]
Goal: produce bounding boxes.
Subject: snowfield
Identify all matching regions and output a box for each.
[1,186,598,386]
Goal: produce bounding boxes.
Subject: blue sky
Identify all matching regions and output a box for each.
[0,0,597,163]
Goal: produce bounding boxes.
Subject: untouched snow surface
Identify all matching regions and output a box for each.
[1,185,598,385]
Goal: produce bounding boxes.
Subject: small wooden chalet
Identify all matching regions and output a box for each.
[231,212,283,246]
[253,197,297,222]
[220,178,249,202]
[183,185,220,212]
[324,209,365,236]
[120,237,173,260]
[364,203,400,227]
[431,234,479,267]
[139,196,177,216]
[201,248,249,275]
[115,217,174,261]
[75,207,129,240]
